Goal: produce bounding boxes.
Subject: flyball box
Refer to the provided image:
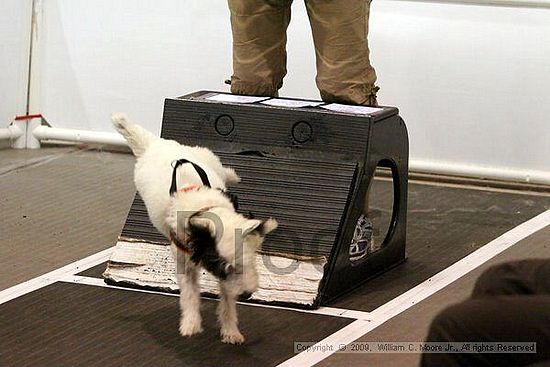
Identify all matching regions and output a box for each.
[104,91,409,308]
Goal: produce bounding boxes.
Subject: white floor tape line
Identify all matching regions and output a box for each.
[0,247,114,305]
[277,209,550,367]
[59,274,373,321]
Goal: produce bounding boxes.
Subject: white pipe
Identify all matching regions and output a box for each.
[26,118,42,149]
[28,125,549,185]
[410,159,550,186]
[0,125,24,141]
[33,125,128,147]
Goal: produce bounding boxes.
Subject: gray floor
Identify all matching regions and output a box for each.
[0,147,135,290]
[1,147,549,367]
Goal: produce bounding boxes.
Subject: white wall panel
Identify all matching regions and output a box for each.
[37,0,550,179]
[38,0,316,136]
[0,0,32,127]
[370,1,550,176]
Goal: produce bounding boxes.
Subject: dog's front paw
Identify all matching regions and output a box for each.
[179,319,203,337]
[221,329,245,344]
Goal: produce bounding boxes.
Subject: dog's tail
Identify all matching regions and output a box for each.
[111,113,155,157]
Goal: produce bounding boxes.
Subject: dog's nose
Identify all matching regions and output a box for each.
[239,292,253,300]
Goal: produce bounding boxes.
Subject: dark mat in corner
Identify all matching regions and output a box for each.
[0,282,351,367]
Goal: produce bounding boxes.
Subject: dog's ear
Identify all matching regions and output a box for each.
[188,213,216,237]
[187,214,235,280]
[243,218,278,237]
[187,214,216,248]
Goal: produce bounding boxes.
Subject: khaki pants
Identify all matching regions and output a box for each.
[228,0,379,106]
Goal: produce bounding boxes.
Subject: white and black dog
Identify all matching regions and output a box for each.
[112,113,277,344]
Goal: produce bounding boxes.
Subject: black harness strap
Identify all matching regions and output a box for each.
[167,158,246,280]
[170,158,212,195]
[169,158,240,210]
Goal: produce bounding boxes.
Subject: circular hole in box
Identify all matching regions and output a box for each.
[215,115,235,136]
[350,161,397,263]
[292,121,312,143]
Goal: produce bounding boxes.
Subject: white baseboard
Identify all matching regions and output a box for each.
[14,123,550,186]
[411,159,550,186]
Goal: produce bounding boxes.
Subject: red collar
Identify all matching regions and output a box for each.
[169,230,192,254]
[179,185,201,193]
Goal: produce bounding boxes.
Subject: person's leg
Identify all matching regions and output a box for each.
[305,0,378,261]
[472,259,550,297]
[305,0,379,106]
[421,295,550,367]
[227,0,293,97]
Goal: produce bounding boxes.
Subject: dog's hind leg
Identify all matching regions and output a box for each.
[111,113,155,157]
[218,282,244,344]
[177,258,203,337]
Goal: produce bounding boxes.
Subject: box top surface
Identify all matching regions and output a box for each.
[172,90,399,121]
